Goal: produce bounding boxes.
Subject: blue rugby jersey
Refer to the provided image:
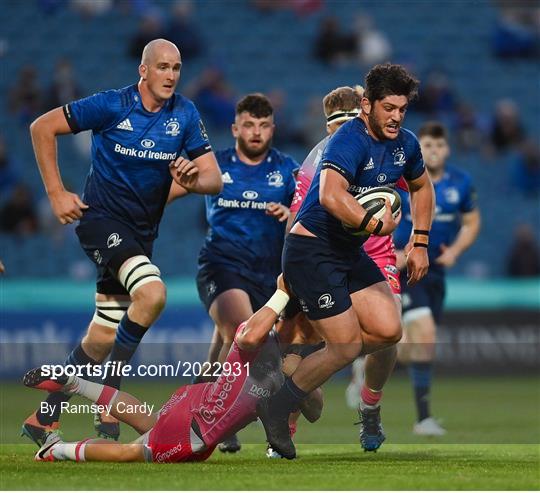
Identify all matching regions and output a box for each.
[64,84,212,239]
[295,117,425,254]
[394,165,477,271]
[199,148,298,286]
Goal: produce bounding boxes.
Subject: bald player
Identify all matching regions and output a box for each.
[24,39,222,446]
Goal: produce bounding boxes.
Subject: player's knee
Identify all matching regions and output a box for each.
[131,281,167,316]
[380,321,402,344]
[118,255,164,305]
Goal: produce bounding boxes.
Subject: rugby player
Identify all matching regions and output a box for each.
[24,276,323,463]
[24,39,222,446]
[258,63,436,459]
[270,85,407,455]
[188,93,298,452]
[395,121,480,436]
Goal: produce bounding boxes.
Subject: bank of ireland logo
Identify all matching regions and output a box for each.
[377,173,387,183]
[164,118,180,136]
[107,233,122,249]
[318,293,335,309]
[267,170,284,188]
[141,139,155,149]
[393,147,406,166]
[242,190,258,200]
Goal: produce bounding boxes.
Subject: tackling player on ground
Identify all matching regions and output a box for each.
[395,121,480,436]
[25,276,323,463]
[258,63,435,459]
[24,39,222,446]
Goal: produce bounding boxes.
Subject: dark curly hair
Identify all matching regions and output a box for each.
[236,93,273,118]
[364,63,420,102]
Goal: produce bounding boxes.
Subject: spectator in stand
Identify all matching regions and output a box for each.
[452,102,486,152]
[71,0,113,18]
[46,59,82,110]
[506,224,540,277]
[165,1,204,60]
[0,184,39,236]
[492,0,540,59]
[313,16,356,64]
[354,14,392,66]
[511,139,540,196]
[9,65,44,124]
[267,89,306,148]
[128,13,165,59]
[490,99,526,153]
[186,67,236,129]
[415,69,456,117]
[0,134,20,206]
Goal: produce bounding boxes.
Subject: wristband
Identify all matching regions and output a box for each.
[370,219,383,235]
[412,229,430,247]
[358,211,374,231]
[264,289,290,316]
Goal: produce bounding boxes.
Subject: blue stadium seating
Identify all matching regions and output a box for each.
[1,0,538,278]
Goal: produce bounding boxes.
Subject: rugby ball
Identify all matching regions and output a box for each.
[343,186,401,235]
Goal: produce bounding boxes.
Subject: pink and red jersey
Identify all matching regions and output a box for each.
[146,327,283,462]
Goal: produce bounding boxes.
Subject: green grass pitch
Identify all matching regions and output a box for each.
[1,375,539,490]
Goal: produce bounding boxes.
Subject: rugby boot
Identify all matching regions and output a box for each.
[413,417,446,436]
[94,411,120,441]
[218,433,241,453]
[356,405,386,452]
[34,432,62,462]
[21,411,61,448]
[256,397,296,459]
[23,367,70,392]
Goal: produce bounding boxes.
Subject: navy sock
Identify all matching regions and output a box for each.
[270,377,308,417]
[409,362,432,422]
[36,343,99,425]
[105,314,147,389]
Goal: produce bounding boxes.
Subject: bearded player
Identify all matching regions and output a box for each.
[267,85,408,456]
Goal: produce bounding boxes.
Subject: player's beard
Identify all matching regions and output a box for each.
[367,112,389,141]
[237,136,271,162]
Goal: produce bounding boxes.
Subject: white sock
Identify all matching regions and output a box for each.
[69,377,117,406]
[52,440,87,461]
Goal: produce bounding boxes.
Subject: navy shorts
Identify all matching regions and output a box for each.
[282,234,385,321]
[76,217,154,295]
[400,268,446,324]
[196,264,276,312]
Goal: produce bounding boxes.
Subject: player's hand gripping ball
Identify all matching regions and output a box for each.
[343,186,401,236]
